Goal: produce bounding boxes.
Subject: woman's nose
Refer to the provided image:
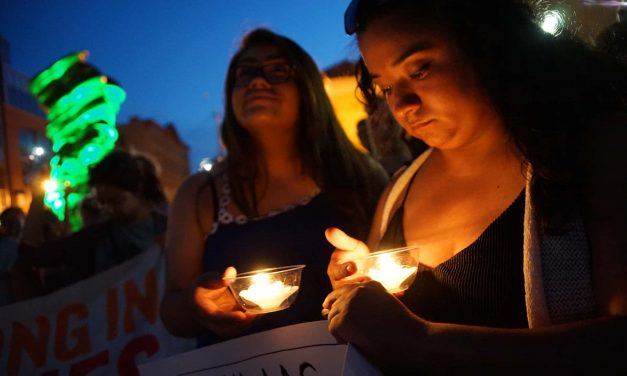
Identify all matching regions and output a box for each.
[388,83,421,117]
[248,74,271,88]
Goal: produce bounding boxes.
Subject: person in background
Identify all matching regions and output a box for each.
[16,150,168,294]
[160,28,388,346]
[0,207,25,305]
[323,0,627,373]
[596,6,627,66]
[357,97,426,176]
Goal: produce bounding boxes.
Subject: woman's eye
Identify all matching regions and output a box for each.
[410,63,431,80]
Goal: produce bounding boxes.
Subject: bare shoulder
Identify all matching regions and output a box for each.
[172,161,227,209]
[174,171,212,202]
[172,167,224,235]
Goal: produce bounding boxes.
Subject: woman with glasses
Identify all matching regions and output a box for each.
[160,28,387,346]
[323,0,627,373]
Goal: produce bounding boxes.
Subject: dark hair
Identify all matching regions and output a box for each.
[0,207,24,239]
[219,28,386,235]
[352,0,627,232]
[88,150,166,206]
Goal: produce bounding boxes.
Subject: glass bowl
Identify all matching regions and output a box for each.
[227,265,305,314]
[363,246,419,293]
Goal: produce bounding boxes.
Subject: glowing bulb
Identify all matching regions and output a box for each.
[42,179,58,192]
[199,158,213,172]
[541,10,564,35]
[32,146,46,156]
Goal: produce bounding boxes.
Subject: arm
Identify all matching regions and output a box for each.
[324,281,627,374]
[159,172,255,338]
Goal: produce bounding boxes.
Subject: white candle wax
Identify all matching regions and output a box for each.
[367,254,417,293]
[238,273,299,310]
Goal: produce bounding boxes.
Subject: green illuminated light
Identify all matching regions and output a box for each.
[29,51,87,97]
[30,51,125,228]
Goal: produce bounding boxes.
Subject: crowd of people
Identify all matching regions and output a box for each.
[1,0,625,373]
[3,150,167,302]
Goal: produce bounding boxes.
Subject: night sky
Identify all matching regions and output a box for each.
[0,0,359,170]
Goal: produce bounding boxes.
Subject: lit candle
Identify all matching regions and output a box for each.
[238,272,299,310]
[367,254,417,293]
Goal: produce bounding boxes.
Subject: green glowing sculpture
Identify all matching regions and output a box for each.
[29,51,125,229]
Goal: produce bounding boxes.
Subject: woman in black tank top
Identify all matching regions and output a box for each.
[322,0,627,374]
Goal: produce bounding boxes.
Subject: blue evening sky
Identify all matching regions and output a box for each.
[0,0,360,170]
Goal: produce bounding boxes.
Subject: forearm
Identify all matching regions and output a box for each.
[160,289,205,338]
[368,315,627,374]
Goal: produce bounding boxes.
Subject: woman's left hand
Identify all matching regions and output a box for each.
[322,281,430,372]
[323,280,420,344]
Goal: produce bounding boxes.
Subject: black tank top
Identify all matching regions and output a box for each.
[197,178,356,346]
[379,174,528,328]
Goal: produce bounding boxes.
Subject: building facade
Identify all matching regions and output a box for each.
[117,117,190,202]
[0,36,48,213]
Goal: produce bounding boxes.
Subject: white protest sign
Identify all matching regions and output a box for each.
[139,320,381,376]
[0,246,193,376]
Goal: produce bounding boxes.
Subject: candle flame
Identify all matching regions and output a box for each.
[368,254,417,293]
[239,272,299,310]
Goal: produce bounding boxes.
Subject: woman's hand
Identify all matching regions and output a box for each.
[322,280,427,372]
[190,267,257,338]
[325,227,372,289]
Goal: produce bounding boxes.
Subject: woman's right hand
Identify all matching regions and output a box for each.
[325,227,372,290]
[190,266,257,338]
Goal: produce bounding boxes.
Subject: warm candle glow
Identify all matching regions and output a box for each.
[367,254,417,293]
[238,272,299,310]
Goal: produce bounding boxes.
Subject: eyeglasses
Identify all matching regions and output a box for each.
[344,0,394,35]
[233,62,295,88]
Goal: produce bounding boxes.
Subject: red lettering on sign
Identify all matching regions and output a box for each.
[124,269,157,332]
[7,316,50,375]
[117,335,159,376]
[69,350,109,376]
[107,287,118,340]
[54,303,90,362]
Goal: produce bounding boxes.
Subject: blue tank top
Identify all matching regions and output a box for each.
[198,190,354,346]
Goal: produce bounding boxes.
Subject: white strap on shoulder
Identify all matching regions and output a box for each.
[379,149,433,236]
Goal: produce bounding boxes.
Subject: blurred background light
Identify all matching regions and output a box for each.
[541,9,566,35]
[199,157,213,172]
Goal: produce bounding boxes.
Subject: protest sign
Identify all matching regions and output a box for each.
[0,246,193,376]
[139,320,381,376]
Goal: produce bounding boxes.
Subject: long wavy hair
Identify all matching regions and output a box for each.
[219,28,386,237]
[353,0,627,232]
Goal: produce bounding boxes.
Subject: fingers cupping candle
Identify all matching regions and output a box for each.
[228,265,305,313]
[366,247,419,293]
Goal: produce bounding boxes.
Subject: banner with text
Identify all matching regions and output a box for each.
[139,321,381,376]
[0,246,194,376]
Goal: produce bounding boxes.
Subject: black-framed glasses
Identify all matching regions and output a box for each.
[233,62,295,88]
[344,0,394,35]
